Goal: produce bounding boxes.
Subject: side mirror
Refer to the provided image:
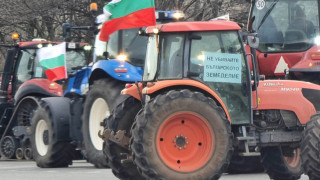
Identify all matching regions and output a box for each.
[247,35,259,49]
[62,23,71,39]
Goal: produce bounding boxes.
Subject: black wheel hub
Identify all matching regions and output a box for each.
[43,130,49,145]
[176,137,185,147]
[173,134,188,150]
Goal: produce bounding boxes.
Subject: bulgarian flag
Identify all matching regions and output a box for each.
[37,42,67,82]
[99,0,156,41]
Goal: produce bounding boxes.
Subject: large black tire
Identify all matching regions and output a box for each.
[261,146,302,180]
[16,98,39,126]
[227,155,264,174]
[131,89,233,180]
[31,102,75,168]
[301,114,320,180]
[82,78,126,168]
[104,96,143,179]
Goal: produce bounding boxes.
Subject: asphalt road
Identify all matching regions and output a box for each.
[0,160,309,180]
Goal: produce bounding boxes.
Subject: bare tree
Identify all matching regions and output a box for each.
[0,0,250,64]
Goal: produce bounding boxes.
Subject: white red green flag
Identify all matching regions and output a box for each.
[99,0,156,41]
[37,42,67,81]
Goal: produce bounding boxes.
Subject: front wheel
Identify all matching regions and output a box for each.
[261,146,302,180]
[301,114,320,180]
[104,97,143,179]
[82,78,126,168]
[131,89,233,179]
[31,103,75,168]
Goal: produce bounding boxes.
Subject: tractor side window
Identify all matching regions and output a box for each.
[122,28,148,67]
[65,50,86,73]
[33,55,44,78]
[94,30,108,62]
[106,31,119,60]
[16,50,35,84]
[158,33,184,80]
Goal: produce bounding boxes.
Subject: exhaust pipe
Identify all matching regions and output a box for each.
[15,148,24,160]
[24,148,33,160]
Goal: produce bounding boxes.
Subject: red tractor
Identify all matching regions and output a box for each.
[99,20,320,179]
[249,0,320,83]
[0,38,88,160]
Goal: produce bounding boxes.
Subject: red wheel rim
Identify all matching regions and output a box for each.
[156,112,214,172]
[283,148,300,168]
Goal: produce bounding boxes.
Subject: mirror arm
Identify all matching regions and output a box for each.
[247,53,259,109]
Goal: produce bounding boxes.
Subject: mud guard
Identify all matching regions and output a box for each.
[14,83,60,104]
[90,59,143,83]
[41,97,71,141]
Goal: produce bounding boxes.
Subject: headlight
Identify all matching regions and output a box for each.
[172,11,184,20]
[84,45,92,51]
[117,54,128,62]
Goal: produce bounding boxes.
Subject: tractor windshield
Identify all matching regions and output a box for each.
[15,49,86,86]
[93,28,148,67]
[251,0,319,52]
[143,33,185,81]
[189,31,251,124]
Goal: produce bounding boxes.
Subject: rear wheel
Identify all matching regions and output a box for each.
[301,114,320,180]
[31,103,75,168]
[261,146,302,180]
[82,78,126,168]
[104,97,143,179]
[131,90,233,180]
[16,98,39,126]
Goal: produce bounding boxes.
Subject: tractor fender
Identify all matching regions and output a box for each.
[41,97,72,141]
[253,80,320,125]
[16,96,41,107]
[14,79,62,104]
[142,80,231,121]
[89,59,143,85]
[121,83,143,100]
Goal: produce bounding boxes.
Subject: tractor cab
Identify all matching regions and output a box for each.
[86,10,186,84]
[251,0,318,52]
[143,21,253,124]
[93,10,185,67]
[0,41,89,99]
[249,0,320,82]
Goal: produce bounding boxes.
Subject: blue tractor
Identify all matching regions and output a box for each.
[30,9,184,168]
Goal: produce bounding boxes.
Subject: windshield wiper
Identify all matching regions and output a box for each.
[257,0,279,31]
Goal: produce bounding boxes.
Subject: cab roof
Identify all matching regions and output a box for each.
[146,20,241,33]
[18,41,88,48]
